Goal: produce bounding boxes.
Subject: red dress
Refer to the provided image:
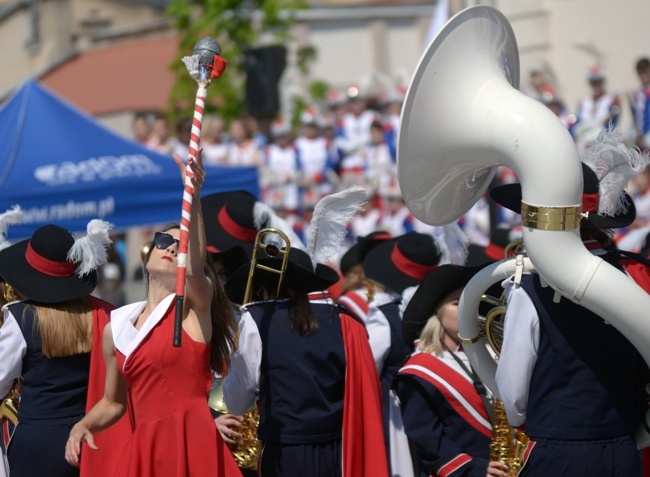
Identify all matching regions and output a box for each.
[113,301,241,477]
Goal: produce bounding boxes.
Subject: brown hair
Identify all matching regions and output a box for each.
[286,289,319,336]
[249,276,320,336]
[25,298,93,358]
[205,253,238,374]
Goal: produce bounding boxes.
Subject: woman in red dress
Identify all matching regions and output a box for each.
[65,154,242,477]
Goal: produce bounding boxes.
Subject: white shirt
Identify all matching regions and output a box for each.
[494,275,539,427]
[222,308,262,416]
[366,290,400,375]
[201,142,229,166]
[0,304,27,397]
[295,136,329,178]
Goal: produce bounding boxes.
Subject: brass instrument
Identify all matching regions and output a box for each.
[243,228,291,303]
[490,400,530,476]
[474,240,530,476]
[209,378,260,470]
[0,378,22,426]
[2,282,16,304]
[476,239,524,355]
[215,228,290,469]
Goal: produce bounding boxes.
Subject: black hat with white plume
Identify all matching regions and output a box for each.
[491,130,649,229]
[0,219,113,303]
[225,186,368,304]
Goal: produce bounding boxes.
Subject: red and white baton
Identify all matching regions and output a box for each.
[174,38,227,347]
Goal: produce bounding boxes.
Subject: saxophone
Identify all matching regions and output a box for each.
[0,378,22,426]
[209,377,260,470]
[490,399,530,477]
[477,248,530,477]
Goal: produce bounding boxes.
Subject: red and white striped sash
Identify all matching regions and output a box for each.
[399,352,492,438]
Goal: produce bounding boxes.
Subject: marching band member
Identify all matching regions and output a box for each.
[222,186,388,477]
[396,264,509,477]
[337,231,391,323]
[0,220,132,477]
[363,231,443,472]
[65,155,242,477]
[0,206,22,477]
[261,119,300,216]
[492,154,650,476]
[573,66,621,155]
[630,57,650,151]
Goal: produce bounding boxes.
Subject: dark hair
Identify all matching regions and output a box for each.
[248,276,320,336]
[636,58,650,74]
[285,289,319,336]
[133,112,150,123]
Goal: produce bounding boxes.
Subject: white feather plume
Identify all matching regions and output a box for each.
[582,129,650,217]
[67,219,114,277]
[306,186,368,268]
[253,202,306,250]
[182,55,201,80]
[0,205,22,252]
[399,285,419,319]
[435,222,468,265]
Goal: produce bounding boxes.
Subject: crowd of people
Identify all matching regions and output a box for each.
[124,57,650,275]
[1,52,650,477]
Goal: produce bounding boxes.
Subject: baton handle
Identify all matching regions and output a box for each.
[173,295,184,347]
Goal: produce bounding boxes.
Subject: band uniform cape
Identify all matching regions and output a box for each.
[82,297,134,477]
[111,295,241,477]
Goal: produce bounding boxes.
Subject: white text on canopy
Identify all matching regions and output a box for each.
[34,154,163,186]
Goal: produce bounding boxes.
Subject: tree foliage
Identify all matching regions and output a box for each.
[165,0,307,125]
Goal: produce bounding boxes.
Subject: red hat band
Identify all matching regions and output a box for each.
[582,192,599,214]
[25,242,75,277]
[390,243,438,280]
[218,206,258,242]
[485,242,506,261]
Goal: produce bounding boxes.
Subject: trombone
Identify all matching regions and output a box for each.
[243,228,291,304]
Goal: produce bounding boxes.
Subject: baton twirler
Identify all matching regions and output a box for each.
[174,37,227,347]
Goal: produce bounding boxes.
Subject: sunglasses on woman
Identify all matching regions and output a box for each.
[153,232,180,250]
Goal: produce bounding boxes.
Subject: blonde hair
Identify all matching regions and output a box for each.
[417,313,445,357]
[25,298,93,358]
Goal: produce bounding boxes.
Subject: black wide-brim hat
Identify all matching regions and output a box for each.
[201,190,260,252]
[490,163,636,229]
[0,224,96,304]
[402,264,486,347]
[364,231,442,295]
[225,247,340,305]
[207,243,253,280]
[339,231,392,275]
[464,227,512,267]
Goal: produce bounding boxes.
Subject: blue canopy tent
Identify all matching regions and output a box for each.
[0,79,259,240]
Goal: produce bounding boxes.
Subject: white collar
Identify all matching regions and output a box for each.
[111,293,175,368]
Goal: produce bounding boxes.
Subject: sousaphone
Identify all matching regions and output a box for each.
[398,5,650,443]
